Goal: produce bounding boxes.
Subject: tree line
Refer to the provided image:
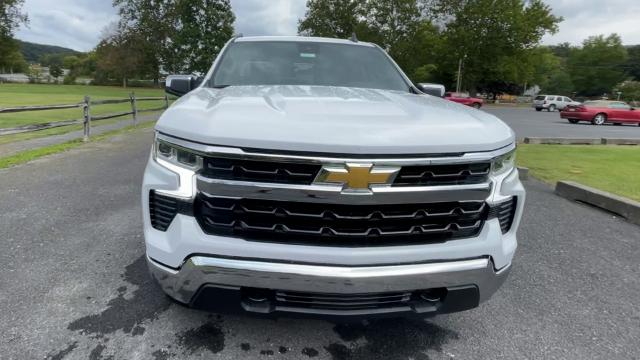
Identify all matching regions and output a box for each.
[2,0,640,100]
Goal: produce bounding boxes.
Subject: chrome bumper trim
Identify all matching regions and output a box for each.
[148,255,510,305]
[196,176,492,204]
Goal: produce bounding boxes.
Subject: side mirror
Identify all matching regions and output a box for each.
[416,83,445,98]
[165,75,203,97]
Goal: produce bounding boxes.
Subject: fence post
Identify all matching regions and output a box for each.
[83,95,91,142]
[164,94,169,109]
[130,92,138,127]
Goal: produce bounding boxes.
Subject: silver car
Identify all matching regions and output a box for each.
[533,95,580,112]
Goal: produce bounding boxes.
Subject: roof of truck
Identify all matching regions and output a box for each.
[234,35,376,47]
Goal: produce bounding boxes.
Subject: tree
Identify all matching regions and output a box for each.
[0,0,28,72]
[614,80,640,103]
[49,63,63,79]
[0,48,27,73]
[0,0,27,37]
[298,0,362,38]
[298,0,433,81]
[567,34,628,97]
[113,0,235,77]
[163,0,235,73]
[63,55,80,70]
[625,45,640,81]
[431,0,562,93]
[95,27,146,87]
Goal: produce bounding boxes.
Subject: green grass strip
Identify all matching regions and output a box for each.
[0,121,155,169]
[517,144,640,201]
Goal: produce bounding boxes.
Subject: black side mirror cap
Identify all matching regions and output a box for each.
[165,75,203,97]
[416,83,446,98]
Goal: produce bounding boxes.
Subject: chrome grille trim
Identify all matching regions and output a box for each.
[196,179,493,204]
[156,132,515,165]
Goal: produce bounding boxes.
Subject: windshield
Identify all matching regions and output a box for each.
[209,41,410,92]
[583,100,610,107]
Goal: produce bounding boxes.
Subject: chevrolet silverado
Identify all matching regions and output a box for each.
[142,36,525,319]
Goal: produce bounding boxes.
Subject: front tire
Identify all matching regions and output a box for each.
[472,103,481,109]
[592,113,607,125]
[535,108,542,112]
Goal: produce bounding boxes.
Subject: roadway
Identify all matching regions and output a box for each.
[484,106,640,139]
[1,128,639,359]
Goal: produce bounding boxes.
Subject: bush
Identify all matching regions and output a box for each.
[63,75,76,85]
[614,80,640,102]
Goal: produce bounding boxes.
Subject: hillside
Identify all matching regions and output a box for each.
[18,40,81,63]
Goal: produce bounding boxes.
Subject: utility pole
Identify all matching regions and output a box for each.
[456,54,466,94]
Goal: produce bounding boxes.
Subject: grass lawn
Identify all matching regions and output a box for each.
[0,120,156,169]
[0,83,167,129]
[517,144,640,201]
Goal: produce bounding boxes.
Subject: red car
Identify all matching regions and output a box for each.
[444,92,483,108]
[560,100,640,126]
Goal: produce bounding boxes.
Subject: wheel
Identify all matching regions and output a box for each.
[548,104,556,112]
[568,119,579,124]
[535,108,542,112]
[592,113,606,125]
[472,103,481,109]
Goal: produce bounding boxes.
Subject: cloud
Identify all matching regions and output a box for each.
[542,0,640,45]
[230,0,306,36]
[15,0,118,51]
[13,0,640,52]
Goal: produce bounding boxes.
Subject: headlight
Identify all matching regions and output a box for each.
[153,135,202,170]
[491,149,516,176]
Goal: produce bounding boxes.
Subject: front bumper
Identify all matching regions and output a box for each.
[142,139,525,317]
[148,255,510,317]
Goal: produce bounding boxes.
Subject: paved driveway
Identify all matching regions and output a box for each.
[484,106,640,139]
[1,129,639,359]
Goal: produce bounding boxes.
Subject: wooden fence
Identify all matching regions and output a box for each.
[0,93,169,141]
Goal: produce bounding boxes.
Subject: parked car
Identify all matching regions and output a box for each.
[145,36,525,319]
[444,92,483,108]
[560,100,640,125]
[533,95,580,112]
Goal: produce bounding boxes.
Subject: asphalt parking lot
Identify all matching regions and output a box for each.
[484,106,640,139]
[1,127,639,360]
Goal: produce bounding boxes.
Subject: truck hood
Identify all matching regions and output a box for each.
[156,86,514,154]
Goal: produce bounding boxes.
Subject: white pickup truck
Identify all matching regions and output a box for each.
[142,36,525,319]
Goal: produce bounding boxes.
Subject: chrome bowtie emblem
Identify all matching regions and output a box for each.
[315,163,400,192]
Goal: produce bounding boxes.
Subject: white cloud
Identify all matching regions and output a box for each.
[542,0,640,45]
[230,0,307,36]
[15,0,118,51]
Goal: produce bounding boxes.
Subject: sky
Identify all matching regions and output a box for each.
[14,0,640,52]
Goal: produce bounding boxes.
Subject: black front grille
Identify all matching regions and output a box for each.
[199,156,490,187]
[201,157,321,185]
[149,191,179,231]
[195,193,487,246]
[488,197,518,233]
[275,290,412,311]
[394,163,490,186]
